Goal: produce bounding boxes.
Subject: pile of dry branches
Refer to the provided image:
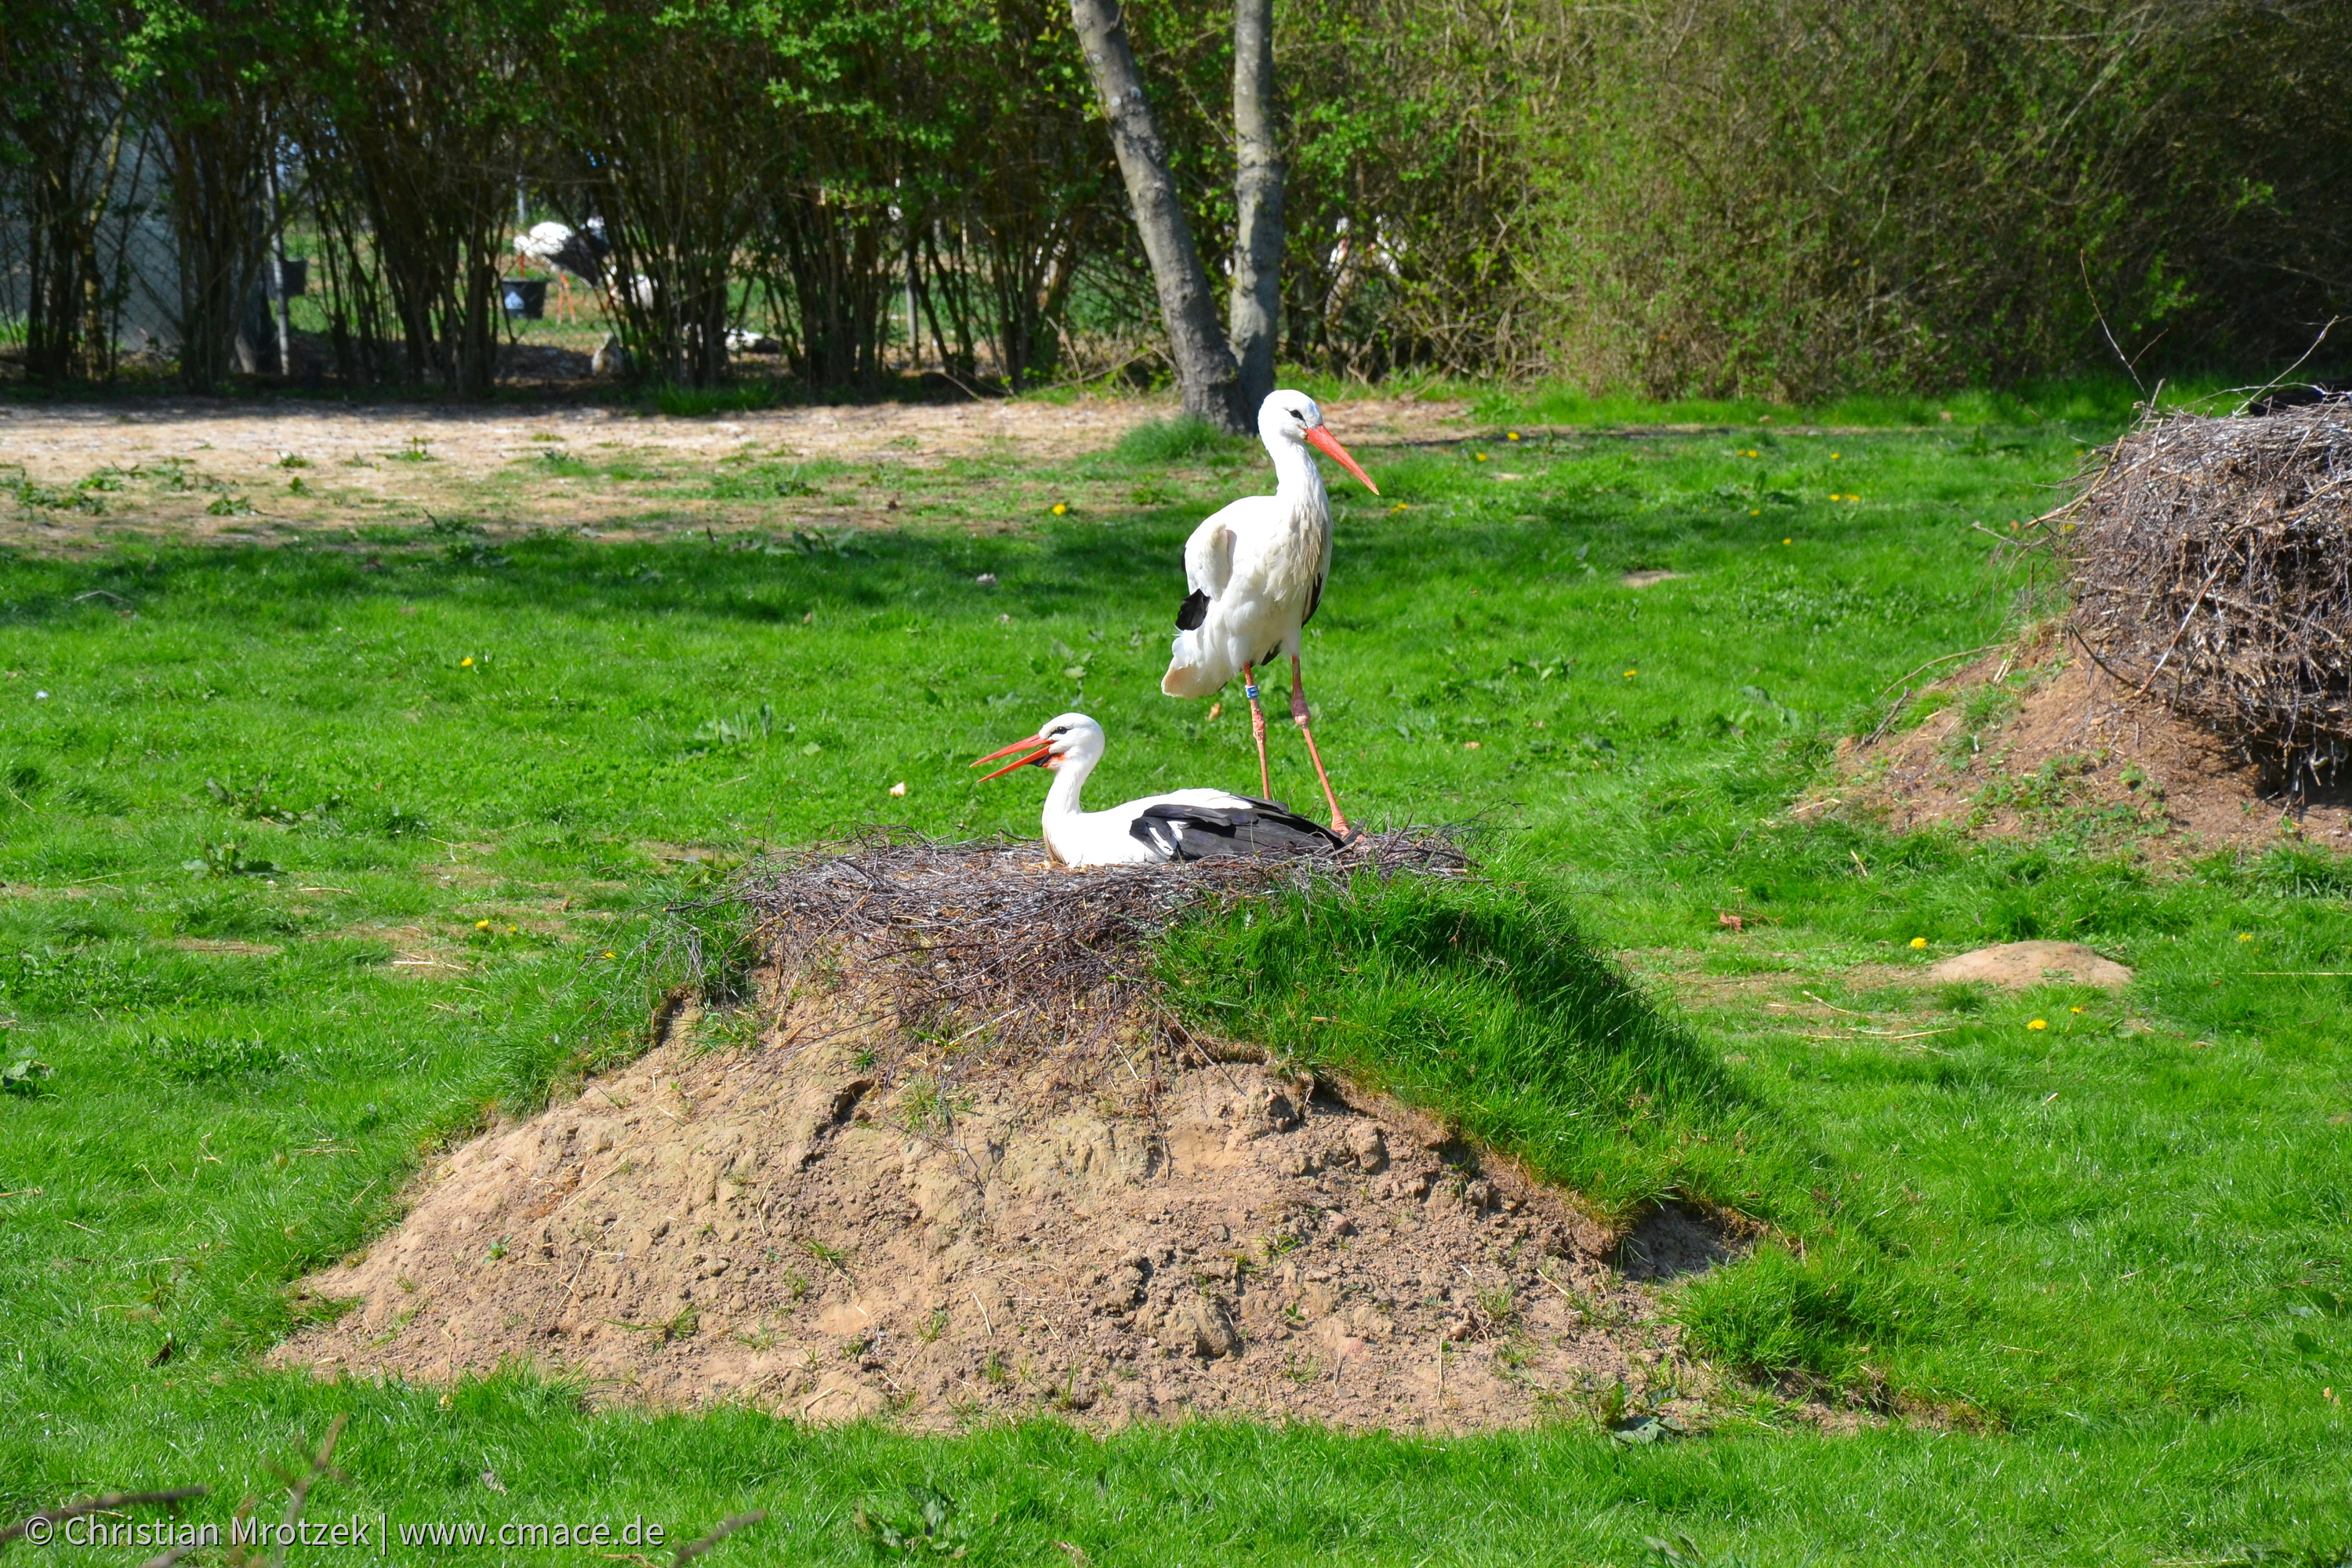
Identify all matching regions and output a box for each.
[2064,397,2352,791]
[727,829,1468,1065]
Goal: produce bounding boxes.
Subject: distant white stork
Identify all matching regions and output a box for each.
[511,219,608,321]
[1162,390,1378,836]
[971,712,1341,868]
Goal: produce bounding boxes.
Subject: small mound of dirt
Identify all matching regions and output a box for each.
[276,856,1715,1432]
[1924,941,2132,990]
[1839,637,2352,857]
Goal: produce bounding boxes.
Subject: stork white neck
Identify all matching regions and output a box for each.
[1266,429,1332,515]
[1043,745,1097,819]
[1038,733,1104,864]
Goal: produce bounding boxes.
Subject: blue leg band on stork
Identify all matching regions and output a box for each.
[1244,684,1260,701]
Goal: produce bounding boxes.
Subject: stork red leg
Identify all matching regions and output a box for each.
[1290,655,1350,837]
[1242,662,1272,799]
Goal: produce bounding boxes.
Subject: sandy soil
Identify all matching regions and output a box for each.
[0,393,1475,551]
[273,964,1727,1432]
[1835,639,2352,855]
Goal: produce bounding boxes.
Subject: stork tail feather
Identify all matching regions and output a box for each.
[1162,630,1233,699]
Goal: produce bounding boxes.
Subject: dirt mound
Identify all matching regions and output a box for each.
[1838,638,2352,857]
[1924,941,2132,990]
[275,851,1719,1432]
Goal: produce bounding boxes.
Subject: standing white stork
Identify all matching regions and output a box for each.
[511,219,609,321]
[1162,390,1378,835]
[972,713,1341,868]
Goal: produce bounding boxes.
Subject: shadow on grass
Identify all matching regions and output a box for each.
[0,455,1934,639]
[1152,868,1962,1390]
[1154,868,1820,1226]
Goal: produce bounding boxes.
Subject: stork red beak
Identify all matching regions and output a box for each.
[971,735,1053,780]
[1305,426,1379,495]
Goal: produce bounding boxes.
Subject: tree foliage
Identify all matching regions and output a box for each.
[2,0,2346,394]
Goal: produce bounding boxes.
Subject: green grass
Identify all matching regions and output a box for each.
[2,401,2349,1563]
[1112,413,1254,465]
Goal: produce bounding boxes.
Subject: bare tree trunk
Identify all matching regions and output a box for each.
[263,136,292,377]
[1068,0,1244,431]
[1229,0,1281,416]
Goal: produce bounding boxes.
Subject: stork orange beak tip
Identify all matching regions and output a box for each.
[972,736,1053,780]
[1305,426,1379,495]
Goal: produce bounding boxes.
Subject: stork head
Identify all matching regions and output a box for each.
[1258,390,1378,495]
[971,712,1104,779]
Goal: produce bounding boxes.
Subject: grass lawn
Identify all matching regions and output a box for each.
[0,384,2345,1564]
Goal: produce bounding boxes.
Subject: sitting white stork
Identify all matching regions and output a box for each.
[972,712,1342,868]
[1162,390,1378,836]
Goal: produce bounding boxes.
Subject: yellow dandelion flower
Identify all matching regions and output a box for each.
[1783,538,1793,546]
[460,655,474,667]
[1051,503,1068,516]
[475,920,491,931]
[2238,931,2254,942]
[1507,431,1522,441]
[1750,509,1760,516]
[602,950,616,960]
[2070,1005,2085,1014]
[506,925,518,934]
[1910,937,1928,949]
[1622,669,1637,678]
[1830,452,1840,459]
[2027,1018,2049,1030]
[1475,452,1489,462]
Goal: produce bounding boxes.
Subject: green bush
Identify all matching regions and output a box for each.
[1525,0,2352,397]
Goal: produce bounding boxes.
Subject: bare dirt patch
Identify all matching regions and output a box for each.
[274,988,1704,1432]
[1839,641,2352,857]
[1614,1206,1744,1282]
[0,393,1472,551]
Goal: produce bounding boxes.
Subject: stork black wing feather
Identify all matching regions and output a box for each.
[1131,814,1185,862]
[549,234,604,286]
[1128,798,1343,862]
[1175,589,1209,631]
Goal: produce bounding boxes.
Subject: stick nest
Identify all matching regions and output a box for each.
[731,829,1470,1061]
[2064,397,2352,788]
